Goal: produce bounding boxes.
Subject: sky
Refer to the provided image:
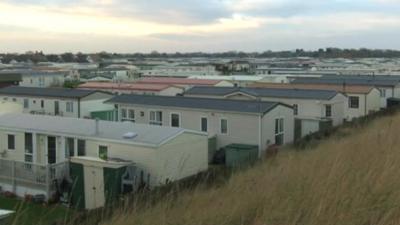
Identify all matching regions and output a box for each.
[1,0,400,53]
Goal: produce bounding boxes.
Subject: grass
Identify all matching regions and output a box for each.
[0,196,73,225]
[98,112,400,225]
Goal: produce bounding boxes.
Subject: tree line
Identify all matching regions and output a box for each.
[1,48,400,64]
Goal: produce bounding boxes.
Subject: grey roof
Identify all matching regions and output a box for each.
[184,86,338,100]
[0,86,102,99]
[21,71,67,76]
[292,76,400,87]
[80,73,114,79]
[0,113,196,147]
[321,75,400,81]
[106,94,288,114]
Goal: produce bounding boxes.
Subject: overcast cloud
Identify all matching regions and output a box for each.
[0,0,400,53]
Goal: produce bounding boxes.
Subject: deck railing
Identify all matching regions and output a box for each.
[0,159,69,198]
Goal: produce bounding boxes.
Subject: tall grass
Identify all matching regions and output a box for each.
[100,113,400,225]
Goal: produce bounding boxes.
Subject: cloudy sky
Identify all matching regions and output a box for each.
[1,0,400,53]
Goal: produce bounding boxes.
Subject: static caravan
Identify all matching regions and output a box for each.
[0,113,208,207]
[20,71,66,88]
[78,82,184,96]
[184,86,347,139]
[106,94,295,157]
[291,75,400,109]
[0,86,114,118]
[249,83,381,121]
[136,77,234,90]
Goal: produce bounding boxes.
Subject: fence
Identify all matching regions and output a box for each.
[0,159,68,197]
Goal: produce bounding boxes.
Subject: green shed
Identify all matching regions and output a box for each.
[69,157,136,210]
[90,110,117,121]
[225,144,259,167]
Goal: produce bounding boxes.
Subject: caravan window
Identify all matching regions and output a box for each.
[65,138,75,157]
[325,105,332,117]
[8,134,15,150]
[77,139,86,156]
[220,119,228,134]
[349,96,359,109]
[201,117,208,132]
[99,146,108,160]
[150,111,163,126]
[170,113,180,127]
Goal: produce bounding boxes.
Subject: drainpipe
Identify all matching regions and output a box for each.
[46,165,50,200]
[95,118,100,135]
[78,98,81,118]
[258,97,262,158]
[259,113,262,158]
[11,161,16,194]
[364,94,367,116]
[392,86,395,98]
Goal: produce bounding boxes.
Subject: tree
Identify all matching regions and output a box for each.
[61,52,75,62]
[76,52,89,63]
[47,54,60,62]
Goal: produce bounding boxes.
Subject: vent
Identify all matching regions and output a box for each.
[123,132,138,139]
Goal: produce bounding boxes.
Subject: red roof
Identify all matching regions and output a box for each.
[137,77,222,86]
[78,82,177,92]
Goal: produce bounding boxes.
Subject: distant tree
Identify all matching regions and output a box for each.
[63,80,82,88]
[98,51,112,59]
[30,51,47,63]
[150,51,160,57]
[76,52,89,63]
[47,54,60,62]
[0,54,15,64]
[15,54,30,62]
[61,52,75,62]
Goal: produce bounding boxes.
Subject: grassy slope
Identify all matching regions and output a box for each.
[0,196,72,225]
[102,113,400,225]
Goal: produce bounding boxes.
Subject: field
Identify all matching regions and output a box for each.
[99,112,400,225]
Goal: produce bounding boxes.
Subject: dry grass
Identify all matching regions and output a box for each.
[101,114,400,225]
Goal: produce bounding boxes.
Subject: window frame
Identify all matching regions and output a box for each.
[170,112,181,128]
[128,109,135,121]
[23,98,29,109]
[293,104,298,116]
[98,145,108,160]
[349,96,360,109]
[66,101,74,113]
[7,134,16,150]
[220,118,228,135]
[65,137,75,158]
[325,104,332,117]
[200,117,208,132]
[379,88,386,98]
[77,139,86,156]
[149,110,163,126]
[121,108,127,120]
